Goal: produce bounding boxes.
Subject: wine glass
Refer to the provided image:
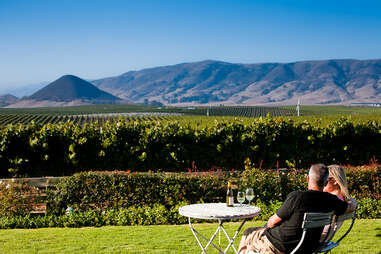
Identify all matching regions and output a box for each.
[246,188,254,205]
[237,191,245,206]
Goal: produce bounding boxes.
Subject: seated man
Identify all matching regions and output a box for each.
[238,164,357,254]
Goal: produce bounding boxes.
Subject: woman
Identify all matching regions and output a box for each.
[323,165,351,201]
[321,165,352,241]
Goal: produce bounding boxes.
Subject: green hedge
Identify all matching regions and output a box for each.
[0,167,379,229]
[0,198,379,229]
[46,172,225,216]
[45,167,380,216]
[1,117,381,177]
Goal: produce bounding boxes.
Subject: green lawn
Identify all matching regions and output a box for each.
[0,220,379,254]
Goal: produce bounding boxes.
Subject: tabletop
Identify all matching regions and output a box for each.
[179,203,261,220]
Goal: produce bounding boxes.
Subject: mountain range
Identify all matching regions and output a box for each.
[3,59,381,107]
[92,59,381,105]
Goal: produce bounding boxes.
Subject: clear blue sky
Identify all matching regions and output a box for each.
[1,0,381,89]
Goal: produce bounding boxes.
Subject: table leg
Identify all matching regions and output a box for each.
[188,217,224,253]
[221,218,248,253]
[218,219,222,254]
[187,217,248,254]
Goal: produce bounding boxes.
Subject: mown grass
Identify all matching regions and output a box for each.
[0,219,379,253]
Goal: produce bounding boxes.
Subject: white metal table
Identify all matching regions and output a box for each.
[179,203,261,254]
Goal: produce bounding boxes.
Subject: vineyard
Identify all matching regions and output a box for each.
[1,104,381,126]
[0,113,181,126]
[0,105,296,126]
[207,106,295,117]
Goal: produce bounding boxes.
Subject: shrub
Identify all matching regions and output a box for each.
[0,180,37,216]
[46,171,226,216]
[355,198,381,219]
[45,167,380,216]
[0,198,378,229]
[0,204,188,229]
[0,117,381,177]
[346,165,381,200]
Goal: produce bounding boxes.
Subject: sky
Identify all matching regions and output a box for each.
[1,0,381,90]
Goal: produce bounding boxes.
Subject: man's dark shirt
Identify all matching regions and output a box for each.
[264,190,348,253]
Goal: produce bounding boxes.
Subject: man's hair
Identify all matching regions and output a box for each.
[309,164,329,188]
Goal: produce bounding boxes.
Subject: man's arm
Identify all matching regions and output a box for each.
[266,191,298,228]
[267,213,282,228]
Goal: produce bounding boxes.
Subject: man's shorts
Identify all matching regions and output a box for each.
[242,227,284,254]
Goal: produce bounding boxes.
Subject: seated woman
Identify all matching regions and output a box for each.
[321,165,353,240]
[324,165,351,201]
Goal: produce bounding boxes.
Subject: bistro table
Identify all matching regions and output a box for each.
[179,203,261,254]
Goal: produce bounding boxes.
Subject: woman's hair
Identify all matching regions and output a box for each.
[328,165,350,200]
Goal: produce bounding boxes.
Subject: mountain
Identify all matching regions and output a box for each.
[92,59,381,105]
[0,94,19,107]
[7,75,127,108]
[0,82,48,98]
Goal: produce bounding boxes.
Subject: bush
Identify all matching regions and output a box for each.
[0,203,188,229]
[0,197,378,229]
[45,168,380,216]
[355,198,381,219]
[1,117,381,177]
[46,171,226,216]
[346,165,381,200]
[0,167,379,229]
[0,180,37,216]
[240,166,307,203]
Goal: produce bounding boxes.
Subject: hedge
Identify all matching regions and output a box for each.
[44,166,380,216]
[0,166,379,228]
[0,198,379,229]
[1,117,381,177]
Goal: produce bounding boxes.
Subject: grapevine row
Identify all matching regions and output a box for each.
[0,113,182,126]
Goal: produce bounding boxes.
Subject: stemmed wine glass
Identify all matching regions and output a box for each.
[246,188,254,205]
[237,191,245,207]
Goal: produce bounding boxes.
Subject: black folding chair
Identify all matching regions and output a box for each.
[290,211,335,254]
[318,210,356,253]
[248,210,356,254]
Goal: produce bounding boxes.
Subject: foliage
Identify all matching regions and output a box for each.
[346,164,381,200]
[45,171,225,216]
[240,166,307,203]
[355,198,381,219]
[44,168,380,216]
[0,197,379,229]
[0,167,379,228]
[1,117,381,177]
[0,204,187,229]
[0,180,37,216]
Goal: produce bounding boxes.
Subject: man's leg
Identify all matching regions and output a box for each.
[238,227,284,254]
[238,227,264,254]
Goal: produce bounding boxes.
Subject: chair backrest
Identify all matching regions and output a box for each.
[290,212,334,254]
[318,210,356,253]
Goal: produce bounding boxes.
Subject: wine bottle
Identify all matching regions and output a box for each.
[226,181,234,207]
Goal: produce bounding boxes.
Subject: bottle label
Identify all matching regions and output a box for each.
[228,197,234,206]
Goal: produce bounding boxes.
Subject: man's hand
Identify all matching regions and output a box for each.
[267,214,282,228]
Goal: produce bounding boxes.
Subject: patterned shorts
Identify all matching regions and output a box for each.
[242,227,284,254]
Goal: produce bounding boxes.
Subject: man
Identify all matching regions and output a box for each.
[238,164,357,254]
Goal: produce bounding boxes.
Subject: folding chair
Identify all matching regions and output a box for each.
[318,210,356,253]
[247,212,334,254]
[247,210,356,254]
[290,211,335,254]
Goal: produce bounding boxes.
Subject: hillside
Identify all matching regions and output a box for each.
[0,94,19,107]
[7,75,127,108]
[92,59,381,105]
